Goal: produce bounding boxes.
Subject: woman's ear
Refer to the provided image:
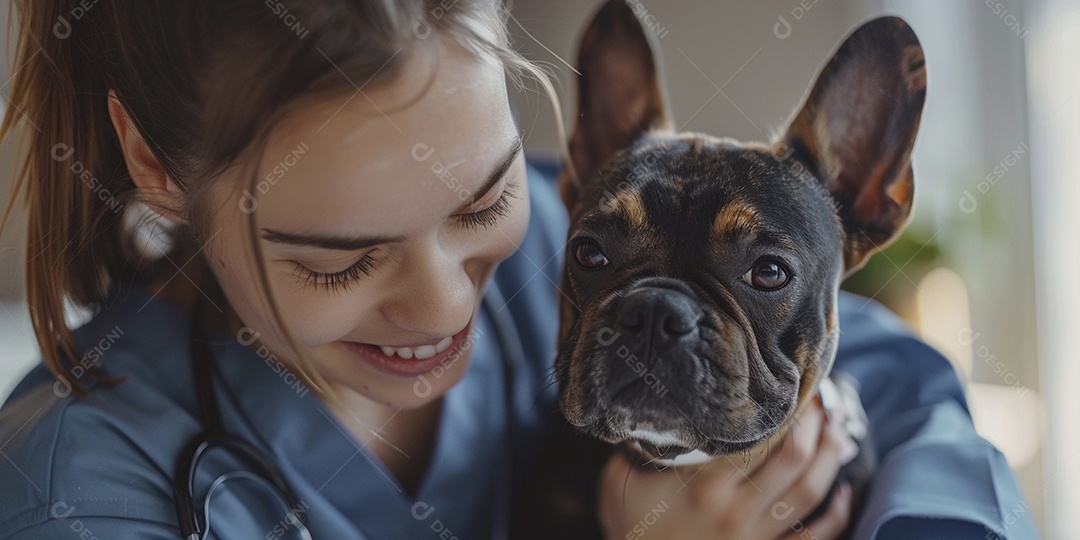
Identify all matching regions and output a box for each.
[106,90,189,224]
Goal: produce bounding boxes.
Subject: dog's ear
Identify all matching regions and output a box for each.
[781,16,926,275]
[562,0,671,212]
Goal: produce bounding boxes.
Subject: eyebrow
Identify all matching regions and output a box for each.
[260,136,523,252]
[452,135,523,213]
[751,229,800,253]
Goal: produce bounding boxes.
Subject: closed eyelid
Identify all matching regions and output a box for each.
[454,182,518,230]
[458,176,512,215]
[260,137,522,252]
[451,136,523,214]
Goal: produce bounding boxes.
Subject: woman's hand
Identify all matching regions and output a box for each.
[597,397,858,540]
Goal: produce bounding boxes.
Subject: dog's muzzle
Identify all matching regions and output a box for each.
[601,279,705,398]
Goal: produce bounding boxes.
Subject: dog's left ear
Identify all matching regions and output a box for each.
[562,0,672,214]
[781,16,926,274]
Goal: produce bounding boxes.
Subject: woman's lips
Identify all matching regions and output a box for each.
[378,336,454,360]
[342,319,474,377]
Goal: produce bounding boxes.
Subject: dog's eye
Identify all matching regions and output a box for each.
[743,258,790,290]
[574,240,609,270]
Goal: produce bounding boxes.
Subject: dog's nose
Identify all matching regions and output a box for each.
[616,287,700,346]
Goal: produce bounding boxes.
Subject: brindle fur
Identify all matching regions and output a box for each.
[513,2,925,538]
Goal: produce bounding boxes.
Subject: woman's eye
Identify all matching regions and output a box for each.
[456,183,519,230]
[742,258,791,290]
[574,239,608,270]
[294,253,376,293]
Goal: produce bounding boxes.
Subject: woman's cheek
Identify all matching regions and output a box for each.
[268,274,377,346]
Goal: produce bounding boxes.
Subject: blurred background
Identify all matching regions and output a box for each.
[1,0,1076,537]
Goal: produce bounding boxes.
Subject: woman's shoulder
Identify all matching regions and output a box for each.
[0,285,199,536]
[0,368,190,536]
[835,292,920,348]
[833,291,962,394]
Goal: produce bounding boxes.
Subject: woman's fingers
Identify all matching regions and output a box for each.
[780,407,850,513]
[777,483,853,540]
[746,399,856,540]
[754,400,826,500]
[597,449,688,539]
[597,396,859,540]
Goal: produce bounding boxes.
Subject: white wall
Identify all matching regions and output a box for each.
[1026,1,1080,536]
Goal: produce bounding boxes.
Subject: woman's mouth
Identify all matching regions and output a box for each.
[377,336,454,360]
[342,319,474,377]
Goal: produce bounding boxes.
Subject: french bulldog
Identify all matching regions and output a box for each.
[514,1,925,538]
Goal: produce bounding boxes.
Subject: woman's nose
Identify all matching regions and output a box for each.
[382,249,478,338]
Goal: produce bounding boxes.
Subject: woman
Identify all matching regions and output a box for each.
[0,1,1035,539]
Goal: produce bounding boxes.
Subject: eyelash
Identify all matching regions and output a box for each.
[456,183,518,230]
[293,253,376,294]
[294,182,519,292]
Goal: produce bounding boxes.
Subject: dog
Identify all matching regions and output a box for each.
[513,1,925,538]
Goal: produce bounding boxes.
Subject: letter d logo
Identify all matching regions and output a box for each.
[774,15,792,39]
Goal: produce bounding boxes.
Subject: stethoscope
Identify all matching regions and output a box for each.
[173,280,522,539]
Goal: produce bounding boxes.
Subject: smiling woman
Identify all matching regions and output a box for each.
[195,40,533,413]
[0,0,570,538]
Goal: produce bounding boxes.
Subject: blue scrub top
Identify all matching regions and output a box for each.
[0,161,1038,539]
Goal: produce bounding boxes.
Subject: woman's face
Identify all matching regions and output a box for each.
[204,39,529,410]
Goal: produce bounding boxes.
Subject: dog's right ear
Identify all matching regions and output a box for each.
[562,0,671,213]
[780,17,926,275]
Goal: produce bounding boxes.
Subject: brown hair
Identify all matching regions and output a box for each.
[0,0,563,397]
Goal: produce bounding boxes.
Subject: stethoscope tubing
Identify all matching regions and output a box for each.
[174,287,312,539]
[173,280,519,539]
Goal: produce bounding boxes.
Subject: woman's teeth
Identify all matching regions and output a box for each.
[378,336,454,360]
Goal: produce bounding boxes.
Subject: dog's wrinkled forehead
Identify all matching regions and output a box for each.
[575,134,843,255]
